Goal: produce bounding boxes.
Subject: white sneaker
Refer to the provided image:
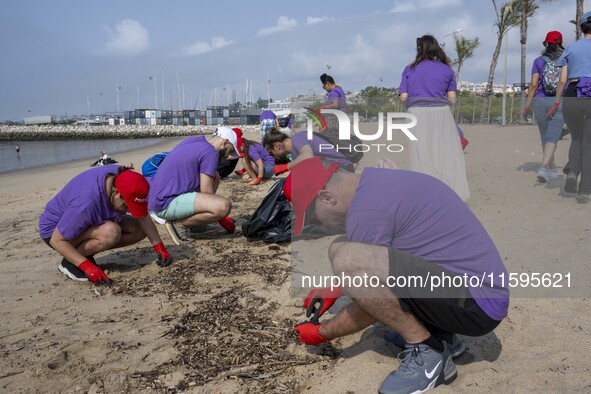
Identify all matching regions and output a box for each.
[537,168,549,183]
[547,168,558,180]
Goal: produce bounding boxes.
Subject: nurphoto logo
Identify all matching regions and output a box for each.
[305,108,418,153]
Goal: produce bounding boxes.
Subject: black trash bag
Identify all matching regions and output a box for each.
[242,178,293,243]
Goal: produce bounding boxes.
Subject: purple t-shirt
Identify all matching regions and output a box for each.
[248,143,275,166]
[148,136,219,211]
[291,131,352,168]
[39,165,126,240]
[399,60,456,107]
[326,86,347,111]
[260,110,277,122]
[346,168,509,321]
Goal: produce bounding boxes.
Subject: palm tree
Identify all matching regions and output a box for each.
[576,0,585,39]
[480,0,520,123]
[516,0,557,123]
[453,35,481,83]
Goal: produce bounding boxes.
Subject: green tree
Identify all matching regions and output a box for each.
[480,0,520,123]
[453,35,480,83]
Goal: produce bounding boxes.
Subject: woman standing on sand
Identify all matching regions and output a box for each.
[319,73,347,130]
[522,31,565,183]
[399,34,469,202]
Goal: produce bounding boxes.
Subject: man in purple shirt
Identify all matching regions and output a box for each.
[148,127,240,245]
[290,158,509,394]
[39,166,173,286]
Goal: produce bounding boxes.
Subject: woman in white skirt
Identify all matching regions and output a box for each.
[399,35,470,202]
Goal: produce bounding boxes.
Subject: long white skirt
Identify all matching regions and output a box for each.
[408,106,470,202]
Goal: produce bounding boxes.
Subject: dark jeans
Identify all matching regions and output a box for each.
[562,83,591,194]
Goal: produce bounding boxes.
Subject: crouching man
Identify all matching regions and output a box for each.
[290,158,509,394]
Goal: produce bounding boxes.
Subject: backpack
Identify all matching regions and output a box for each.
[141,152,169,178]
[541,56,560,96]
[312,129,364,164]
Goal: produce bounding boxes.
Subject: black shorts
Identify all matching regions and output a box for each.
[388,247,500,337]
[43,237,53,248]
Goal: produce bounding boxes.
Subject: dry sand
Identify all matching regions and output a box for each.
[0,124,590,393]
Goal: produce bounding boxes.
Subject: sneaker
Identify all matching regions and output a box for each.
[546,168,558,180]
[576,193,590,204]
[385,331,466,359]
[165,221,191,246]
[564,172,578,193]
[186,224,218,235]
[379,343,457,394]
[537,168,549,183]
[58,259,88,282]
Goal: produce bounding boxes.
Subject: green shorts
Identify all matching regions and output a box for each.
[155,192,197,221]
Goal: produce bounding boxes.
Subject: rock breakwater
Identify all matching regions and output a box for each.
[0,125,260,141]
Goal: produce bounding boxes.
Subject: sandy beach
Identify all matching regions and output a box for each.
[0,124,590,393]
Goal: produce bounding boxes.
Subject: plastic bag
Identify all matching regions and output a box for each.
[242,178,293,243]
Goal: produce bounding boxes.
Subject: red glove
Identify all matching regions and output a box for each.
[153,242,172,267]
[521,105,530,119]
[79,259,112,286]
[274,164,290,175]
[250,176,263,185]
[218,216,235,233]
[294,322,329,345]
[546,102,560,119]
[304,287,344,322]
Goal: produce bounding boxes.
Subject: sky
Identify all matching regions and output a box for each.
[0,0,584,121]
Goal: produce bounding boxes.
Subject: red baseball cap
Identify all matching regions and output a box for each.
[290,158,339,236]
[545,31,562,45]
[114,170,149,218]
[232,128,244,156]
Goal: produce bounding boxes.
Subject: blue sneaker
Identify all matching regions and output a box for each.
[385,331,466,359]
[379,343,457,394]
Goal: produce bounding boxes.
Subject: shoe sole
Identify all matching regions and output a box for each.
[537,175,548,183]
[165,221,185,246]
[564,177,578,193]
[58,264,88,282]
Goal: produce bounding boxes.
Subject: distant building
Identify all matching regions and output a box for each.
[24,115,55,125]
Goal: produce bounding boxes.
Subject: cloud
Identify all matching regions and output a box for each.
[96,19,150,56]
[257,16,298,36]
[307,16,335,25]
[390,0,461,13]
[181,36,233,56]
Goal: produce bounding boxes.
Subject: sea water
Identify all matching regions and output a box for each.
[0,138,165,174]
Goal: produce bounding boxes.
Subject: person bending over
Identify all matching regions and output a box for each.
[39,166,173,286]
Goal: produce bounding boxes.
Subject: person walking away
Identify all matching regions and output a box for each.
[399,35,469,202]
[549,12,591,202]
[522,31,565,183]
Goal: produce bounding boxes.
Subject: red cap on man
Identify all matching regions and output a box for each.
[289,158,339,236]
[545,31,562,45]
[115,170,149,218]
